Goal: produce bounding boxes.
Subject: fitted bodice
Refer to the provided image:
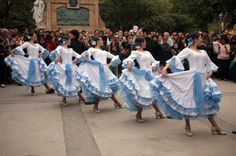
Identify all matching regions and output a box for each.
[20,42,44,59]
[176,47,218,73]
[87,47,115,65]
[56,46,80,64]
[128,50,156,73]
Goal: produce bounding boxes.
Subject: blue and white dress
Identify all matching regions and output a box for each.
[48,46,81,97]
[77,47,121,102]
[119,50,160,111]
[4,42,49,86]
[150,47,221,119]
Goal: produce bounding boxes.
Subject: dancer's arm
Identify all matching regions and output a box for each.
[122,51,139,72]
[149,52,160,73]
[72,50,82,64]
[205,50,218,79]
[162,48,188,76]
[38,44,49,59]
[11,42,29,56]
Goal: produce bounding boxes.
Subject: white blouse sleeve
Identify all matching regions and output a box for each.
[148,51,161,71]
[14,42,30,56]
[19,42,29,49]
[106,51,115,59]
[56,46,62,57]
[105,51,121,67]
[166,48,186,72]
[204,50,218,72]
[72,50,81,59]
[148,52,156,66]
[128,51,139,61]
[86,47,94,58]
[37,44,46,52]
[176,47,190,61]
[49,46,61,61]
[122,51,139,68]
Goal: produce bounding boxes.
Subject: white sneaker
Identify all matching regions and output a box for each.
[0,84,6,88]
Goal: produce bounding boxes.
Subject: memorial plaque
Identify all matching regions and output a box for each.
[56,6,89,26]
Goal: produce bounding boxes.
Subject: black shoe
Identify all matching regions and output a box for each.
[84,101,95,105]
[232,131,236,134]
[166,116,173,119]
[46,88,55,94]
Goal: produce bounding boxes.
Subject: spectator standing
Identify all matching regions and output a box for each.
[68,30,87,54]
[0,37,8,87]
[229,35,236,82]
[216,35,231,80]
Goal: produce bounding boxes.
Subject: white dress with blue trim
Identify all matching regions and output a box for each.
[48,46,82,97]
[119,50,160,111]
[77,47,121,102]
[150,47,221,119]
[4,42,49,86]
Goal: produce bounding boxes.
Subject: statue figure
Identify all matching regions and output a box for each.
[32,0,45,25]
[69,0,78,7]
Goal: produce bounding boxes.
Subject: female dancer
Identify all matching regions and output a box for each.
[78,36,122,112]
[151,32,226,136]
[48,36,85,105]
[5,32,54,95]
[119,37,165,123]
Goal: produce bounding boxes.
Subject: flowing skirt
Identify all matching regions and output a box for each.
[77,61,120,103]
[150,70,221,119]
[4,55,48,86]
[48,62,81,97]
[119,68,156,111]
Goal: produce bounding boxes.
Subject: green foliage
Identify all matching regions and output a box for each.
[99,0,175,32]
[0,0,235,32]
[170,0,236,31]
[0,0,35,30]
[100,0,236,32]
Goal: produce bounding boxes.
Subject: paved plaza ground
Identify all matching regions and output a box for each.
[0,80,235,156]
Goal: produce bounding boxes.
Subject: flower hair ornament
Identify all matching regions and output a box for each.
[58,37,67,45]
[24,35,31,41]
[27,35,31,40]
[187,37,193,47]
[91,39,96,46]
[135,40,142,49]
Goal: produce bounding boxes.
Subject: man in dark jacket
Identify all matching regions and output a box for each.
[68,30,87,54]
[141,27,162,60]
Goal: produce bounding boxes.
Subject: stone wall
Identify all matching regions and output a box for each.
[38,0,106,32]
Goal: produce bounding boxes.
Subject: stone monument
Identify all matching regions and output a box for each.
[33,0,107,32]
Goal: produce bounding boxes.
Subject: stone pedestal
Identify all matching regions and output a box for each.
[38,0,106,32]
